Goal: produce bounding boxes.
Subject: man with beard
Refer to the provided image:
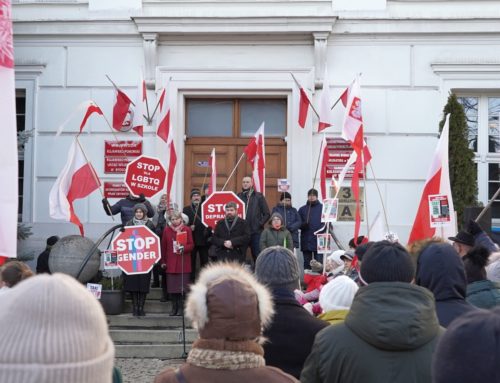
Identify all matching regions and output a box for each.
[210,201,250,264]
[183,188,210,282]
[237,176,270,262]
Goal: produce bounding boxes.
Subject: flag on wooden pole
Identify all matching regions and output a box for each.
[208,148,217,195]
[244,122,266,194]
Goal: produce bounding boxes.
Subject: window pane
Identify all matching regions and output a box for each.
[187,100,233,137]
[488,97,500,153]
[457,97,478,151]
[489,163,500,220]
[240,99,286,137]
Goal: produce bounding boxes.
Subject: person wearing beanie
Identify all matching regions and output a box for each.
[272,192,302,249]
[154,263,298,383]
[301,241,443,383]
[298,188,323,270]
[259,212,294,252]
[0,273,116,383]
[318,275,359,325]
[102,192,155,225]
[255,246,328,379]
[36,235,59,274]
[432,308,500,383]
[237,176,271,262]
[123,204,157,317]
[416,242,480,328]
[183,188,210,282]
[463,246,500,309]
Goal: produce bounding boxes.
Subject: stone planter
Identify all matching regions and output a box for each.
[100,290,124,315]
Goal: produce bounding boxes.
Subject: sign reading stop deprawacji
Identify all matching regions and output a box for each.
[201,191,246,228]
[124,155,166,198]
[111,225,161,275]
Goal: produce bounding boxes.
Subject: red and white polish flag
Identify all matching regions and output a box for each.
[156,88,170,143]
[244,122,266,194]
[131,71,147,137]
[208,148,217,195]
[0,0,17,263]
[112,88,134,132]
[319,136,329,200]
[408,114,456,244]
[318,67,334,132]
[49,139,101,236]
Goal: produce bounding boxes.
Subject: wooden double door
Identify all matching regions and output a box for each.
[184,137,287,210]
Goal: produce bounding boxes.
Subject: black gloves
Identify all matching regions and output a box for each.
[138,193,146,202]
[467,219,484,235]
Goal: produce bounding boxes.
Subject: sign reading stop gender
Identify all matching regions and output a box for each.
[112,225,161,275]
[124,155,166,198]
[201,191,246,228]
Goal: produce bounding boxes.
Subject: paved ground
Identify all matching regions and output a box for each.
[115,358,184,383]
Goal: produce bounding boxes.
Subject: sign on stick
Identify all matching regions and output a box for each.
[124,155,166,198]
[201,191,246,228]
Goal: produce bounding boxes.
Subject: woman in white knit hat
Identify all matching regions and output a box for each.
[0,273,116,383]
[318,275,359,325]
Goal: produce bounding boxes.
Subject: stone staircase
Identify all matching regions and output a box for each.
[108,288,197,358]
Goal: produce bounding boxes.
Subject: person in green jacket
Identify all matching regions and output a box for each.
[301,241,444,383]
[260,212,294,252]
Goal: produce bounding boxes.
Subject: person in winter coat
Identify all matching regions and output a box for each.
[154,262,298,383]
[448,219,498,257]
[260,212,294,252]
[36,235,59,274]
[317,275,359,325]
[301,241,444,383]
[298,188,323,269]
[183,188,210,282]
[416,242,479,328]
[432,307,500,383]
[255,246,328,379]
[210,201,250,264]
[160,211,194,316]
[272,192,302,249]
[124,203,156,317]
[102,193,155,225]
[237,176,270,261]
[463,246,500,309]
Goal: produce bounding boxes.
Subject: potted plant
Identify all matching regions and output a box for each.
[99,271,124,315]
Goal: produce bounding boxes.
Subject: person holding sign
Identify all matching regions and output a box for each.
[124,203,156,317]
[259,213,293,252]
[160,212,194,316]
[298,189,323,270]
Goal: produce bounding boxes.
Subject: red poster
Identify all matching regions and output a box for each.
[104,182,129,198]
[325,137,364,179]
[104,140,142,157]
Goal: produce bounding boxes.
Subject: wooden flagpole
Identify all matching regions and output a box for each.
[290,72,320,119]
[222,152,246,191]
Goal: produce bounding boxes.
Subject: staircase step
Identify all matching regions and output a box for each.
[115,344,191,359]
[123,300,172,314]
[110,329,198,344]
[108,314,189,328]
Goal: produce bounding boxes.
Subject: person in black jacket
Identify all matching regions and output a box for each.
[183,188,210,282]
[255,246,328,379]
[210,201,250,264]
[102,193,155,225]
[237,176,270,262]
[36,236,59,274]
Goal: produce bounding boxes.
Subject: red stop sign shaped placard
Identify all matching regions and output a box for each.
[201,191,246,228]
[124,155,166,198]
[112,225,161,275]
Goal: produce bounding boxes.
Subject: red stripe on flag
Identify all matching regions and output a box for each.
[351,154,364,242]
[298,88,310,129]
[113,90,132,130]
[340,87,349,107]
[79,104,103,133]
[133,125,143,137]
[166,141,177,203]
[318,122,331,133]
[157,110,170,143]
[320,143,329,200]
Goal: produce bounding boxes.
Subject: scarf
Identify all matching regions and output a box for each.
[133,217,147,226]
[187,339,265,370]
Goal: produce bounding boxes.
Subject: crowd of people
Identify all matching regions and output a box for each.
[1,175,500,382]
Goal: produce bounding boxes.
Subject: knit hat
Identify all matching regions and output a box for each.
[190,188,201,198]
[269,212,283,223]
[0,273,114,383]
[186,263,274,341]
[359,241,415,284]
[307,188,318,197]
[326,250,345,274]
[354,241,374,262]
[46,235,59,247]
[255,246,300,291]
[432,307,500,383]
[448,231,474,247]
[133,203,148,215]
[340,249,355,261]
[280,192,292,201]
[319,275,359,312]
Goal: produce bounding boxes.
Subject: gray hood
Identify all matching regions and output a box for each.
[345,282,440,351]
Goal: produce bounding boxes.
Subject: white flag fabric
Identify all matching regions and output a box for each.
[244,122,266,194]
[208,148,217,195]
[0,0,18,260]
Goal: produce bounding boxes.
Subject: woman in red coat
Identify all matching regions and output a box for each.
[161,211,194,316]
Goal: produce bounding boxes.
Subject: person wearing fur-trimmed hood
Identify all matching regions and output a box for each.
[154,262,298,383]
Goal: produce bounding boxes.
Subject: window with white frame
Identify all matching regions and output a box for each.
[457,95,500,224]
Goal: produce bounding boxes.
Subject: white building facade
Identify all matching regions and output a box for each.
[13,0,500,254]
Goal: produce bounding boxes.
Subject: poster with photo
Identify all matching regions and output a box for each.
[428,194,452,227]
[321,198,339,222]
[103,250,119,270]
[317,233,334,254]
[87,283,102,300]
[277,179,290,193]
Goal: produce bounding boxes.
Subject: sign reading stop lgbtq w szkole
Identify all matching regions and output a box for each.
[201,191,246,228]
[111,225,161,275]
[124,155,166,198]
